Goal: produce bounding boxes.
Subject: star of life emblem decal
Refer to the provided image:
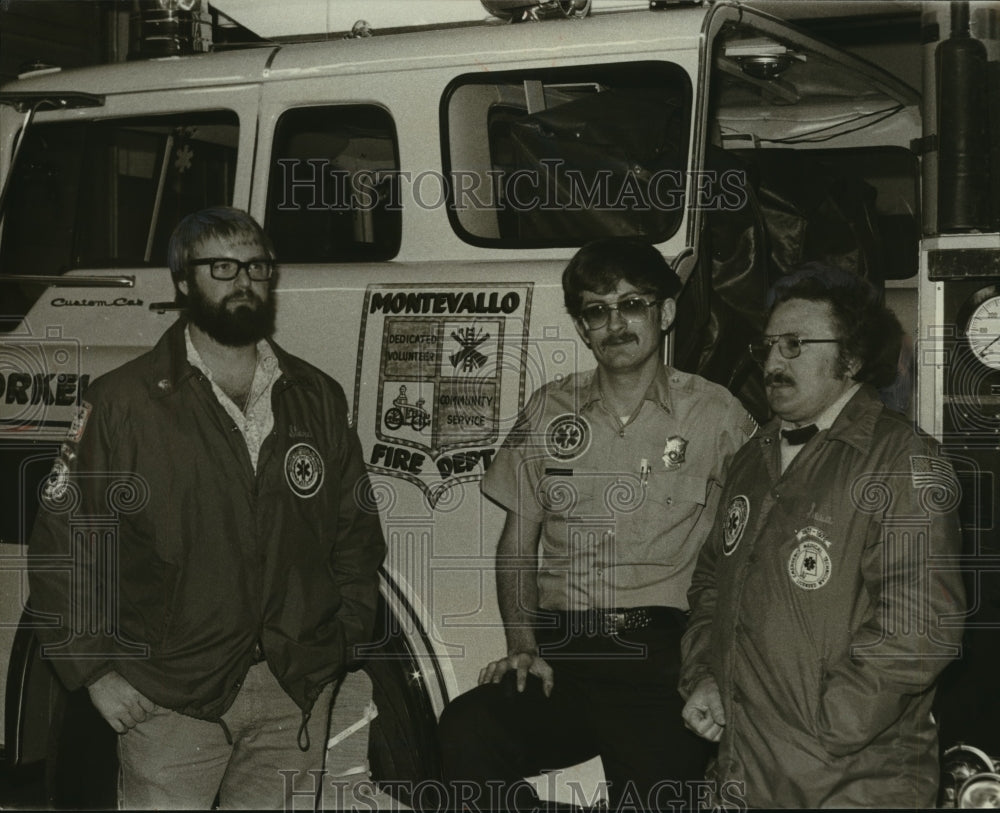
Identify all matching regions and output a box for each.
[788,526,832,590]
[723,495,750,556]
[285,443,324,498]
[544,414,591,461]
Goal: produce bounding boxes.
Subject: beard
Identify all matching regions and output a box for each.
[185,279,276,347]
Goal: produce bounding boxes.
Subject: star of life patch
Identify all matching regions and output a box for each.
[284,442,324,498]
[67,401,92,443]
[544,414,591,461]
[788,526,832,590]
[723,495,750,556]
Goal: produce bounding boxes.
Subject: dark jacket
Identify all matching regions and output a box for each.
[680,386,965,808]
[28,319,386,720]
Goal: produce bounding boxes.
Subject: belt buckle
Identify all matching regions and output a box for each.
[605,611,624,636]
[604,610,629,635]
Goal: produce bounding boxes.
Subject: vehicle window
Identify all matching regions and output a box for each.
[265,105,401,262]
[443,60,692,247]
[0,110,238,276]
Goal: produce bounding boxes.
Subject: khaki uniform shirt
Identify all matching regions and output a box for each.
[482,365,755,611]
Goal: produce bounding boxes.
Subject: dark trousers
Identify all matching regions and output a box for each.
[438,612,712,811]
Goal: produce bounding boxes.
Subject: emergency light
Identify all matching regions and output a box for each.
[480,0,591,22]
[129,0,213,59]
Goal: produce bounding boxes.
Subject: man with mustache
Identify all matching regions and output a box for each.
[438,238,757,809]
[680,266,965,807]
[28,207,386,808]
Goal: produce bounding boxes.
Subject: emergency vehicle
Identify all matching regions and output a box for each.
[0,0,997,806]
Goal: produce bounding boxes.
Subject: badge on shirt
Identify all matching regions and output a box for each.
[544,414,590,461]
[723,495,750,556]
[788,526,832,590]
[284,443,324,498]
[661,435,688,471]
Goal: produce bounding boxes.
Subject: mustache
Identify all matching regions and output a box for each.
[601,333,639,348]
[764,372,795,387]
[224,291,263,307]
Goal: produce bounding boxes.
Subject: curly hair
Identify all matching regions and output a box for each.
[562,237,681,317]
[770,263,903,389]
[167,206,275,286]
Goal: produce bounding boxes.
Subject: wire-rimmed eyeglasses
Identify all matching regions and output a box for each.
[577,296,662,331]
[748,333,840,365]
[190,257,275,281]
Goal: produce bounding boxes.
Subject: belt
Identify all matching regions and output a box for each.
[547,606,687,635]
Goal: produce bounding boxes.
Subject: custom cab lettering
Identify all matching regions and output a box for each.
[51,297,144,307]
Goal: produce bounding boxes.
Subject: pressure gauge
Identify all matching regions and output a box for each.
[964,286,1000,371]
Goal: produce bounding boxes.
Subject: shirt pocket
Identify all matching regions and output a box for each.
[645,472,709,509]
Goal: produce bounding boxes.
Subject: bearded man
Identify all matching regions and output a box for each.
[28,207,386,809]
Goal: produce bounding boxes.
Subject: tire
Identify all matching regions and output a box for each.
[362,599,442,808]
[383,407,404,430]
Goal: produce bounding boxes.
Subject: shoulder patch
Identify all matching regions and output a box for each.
[723,495,750,556]
[67,401,92,443]
[544,414,591,461]
[741,411,759,439]
[910,454,961,512]
[42,458,71,505]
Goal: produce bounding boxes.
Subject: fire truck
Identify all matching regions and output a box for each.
[0,0,997,806]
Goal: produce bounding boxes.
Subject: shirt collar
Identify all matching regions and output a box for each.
[184,325,278,383]
[766,383,882,453]
[580,364,674,414]
[779,382,861,435]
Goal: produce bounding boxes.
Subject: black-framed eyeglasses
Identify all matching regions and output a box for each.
[190,257,275,281]
[748,333,840,365]
[577,296,662,331]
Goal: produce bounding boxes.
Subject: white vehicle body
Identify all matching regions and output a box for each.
[0,0,996,804]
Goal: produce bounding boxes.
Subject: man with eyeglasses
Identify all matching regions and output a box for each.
[438,237,756,809]
[679,266,964,808]
[27,206,385,808]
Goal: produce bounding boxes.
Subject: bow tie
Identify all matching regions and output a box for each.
[781,424,818,446]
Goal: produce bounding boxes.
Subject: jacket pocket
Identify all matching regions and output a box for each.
[119,554,181,647]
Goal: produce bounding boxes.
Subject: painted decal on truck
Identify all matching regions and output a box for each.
[0,336,90,432]
[355,283,532,507]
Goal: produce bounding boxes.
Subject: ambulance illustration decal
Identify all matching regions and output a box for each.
[355,283,534,507]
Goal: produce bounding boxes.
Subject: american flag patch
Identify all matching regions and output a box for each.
[67,401,92,443]
[910,455,960,494]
